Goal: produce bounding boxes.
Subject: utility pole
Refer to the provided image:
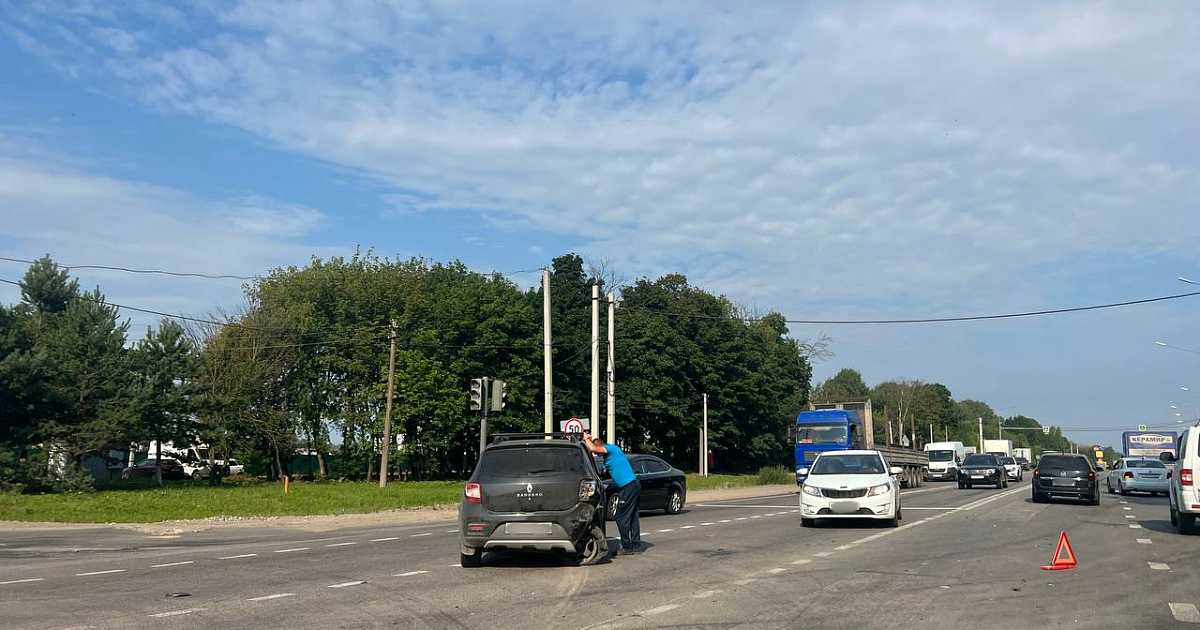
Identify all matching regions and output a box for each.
[480,377,490,454]
[944,426,948,441]
[542,270,553,433]
[606,292,615,443]
[978,417,984,452]
[885,406,892,446]
[591,285,600,434]
[379,319,397,488]
[998,418,1003,440]
[930,423,933,444]
[702,393,709,476]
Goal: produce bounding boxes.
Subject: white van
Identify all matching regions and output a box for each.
[924,441,966,481]
[1168,426,1200,534]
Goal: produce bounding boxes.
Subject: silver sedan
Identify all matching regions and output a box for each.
[1106,458,1169,496]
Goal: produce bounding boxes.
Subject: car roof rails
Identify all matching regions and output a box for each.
[488,432,583,446]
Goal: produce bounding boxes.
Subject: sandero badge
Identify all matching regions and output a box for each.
[516,483,544,499]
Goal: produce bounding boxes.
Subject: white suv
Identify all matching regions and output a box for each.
[1168,426,1199,534]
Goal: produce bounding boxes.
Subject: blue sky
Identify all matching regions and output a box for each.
[1,1,1199,448]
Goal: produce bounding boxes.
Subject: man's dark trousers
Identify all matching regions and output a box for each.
[614,479,642,549]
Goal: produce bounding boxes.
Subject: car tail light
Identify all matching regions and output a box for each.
[579,479,598,500]
[1033,469,1041,478]
[467,523,485,533]
[1087,471,1095,480]
[1124,471,1134,479]
[1182,469,1194,486]
[465,482,482,503]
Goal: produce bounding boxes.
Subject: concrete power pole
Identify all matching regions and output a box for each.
[543,270,553,433]
[379,319,397,487]
[978,417,984,452]
[606,292,615,443]
[702,393,709,476]
[591,285,600,434]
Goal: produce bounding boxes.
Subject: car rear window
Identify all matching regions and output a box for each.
[476,446,587,479]
[1128,460,1166,469]
[1039,455,1088,469]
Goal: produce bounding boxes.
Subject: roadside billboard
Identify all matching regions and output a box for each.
[1122,431,1178,458]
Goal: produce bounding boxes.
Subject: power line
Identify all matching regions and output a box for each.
[623,290,1200,325]
[0,255,257,281]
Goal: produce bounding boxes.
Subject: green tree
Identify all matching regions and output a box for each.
[127,320,202,485]
[814,368,870,401]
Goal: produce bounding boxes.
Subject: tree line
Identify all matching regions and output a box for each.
[1,253,817,491]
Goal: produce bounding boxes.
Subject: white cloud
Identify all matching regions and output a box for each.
[5,0,1200,321]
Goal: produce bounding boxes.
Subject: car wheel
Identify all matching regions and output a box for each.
[576,526,608,565]
[1170,504,1179,527]
[460,549,483,568]
[1031,492,1043,503]
[1119,482,1129,496]
[191,471,203,481]
[1106,478,1114,494]
[800,517,815,528]
[966,484,972,489]
[1179,512,1197,535]
[665,488,684,515]
[606,495,619,520]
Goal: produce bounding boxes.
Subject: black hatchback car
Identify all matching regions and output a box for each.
[1033,454,1099,505]
[598,454,687,519]
[957,454,1008,489]
[459,433,608,568]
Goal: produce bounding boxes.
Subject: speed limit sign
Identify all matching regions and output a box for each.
[561,417,589,433]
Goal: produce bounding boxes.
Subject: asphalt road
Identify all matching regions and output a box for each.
[3,474,1199,629]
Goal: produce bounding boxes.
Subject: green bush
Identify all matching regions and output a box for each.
[0,449,95,494]
[756,465,792,485]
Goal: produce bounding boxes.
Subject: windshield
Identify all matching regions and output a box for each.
[1000,457,1016,465]
[810,454,885,475]
[928,450,954,462]
[1127,460,1166,469]
[962,454,997,467]
[797,424,848,445]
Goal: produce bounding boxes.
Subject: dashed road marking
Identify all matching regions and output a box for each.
[395,571,429,577]
[152,561,194,568]
[411,533,433,538]
[1137,538,1153,544]
[370,537,400,542]
[274,547,310,553]
[813,552,832,557]
[76,569,126,576]
[1130,524,1143,529]
[767,568,786,574]
[247,593,295,602]
[732,578,757,586]
[693,590,721,599]
[701,522,715,526]
[148,608,203,618]
[326,542,357,547]
[1123,507,1132,511]
[641,604,679,616]
[445,529,457,533]
[735,517,748,521]
[694,504,797,509]
[834,544,853,551]
[657,529,674,533]
[219,553,256,560]
[327,581,367,589]
[1149,562,1171,571]
[719,519,731,523]
[751,515,763,519]
[1125,515,1137,519]
[905,507,960,510]
[1121,501,1129,504]
[0,578,44,585]
[1170,603,1200,623]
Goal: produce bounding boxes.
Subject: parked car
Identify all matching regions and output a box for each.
[458,433,608,568]
[1106,458,1168,496]
[1032,454,1099,505]
[999,456,1023,482]
[186,459,245,480]
[957,454,1008,489]
[799,450,902,528]
[121,458,186,480]
[598,454,686,519]
[1168,425,1200,534]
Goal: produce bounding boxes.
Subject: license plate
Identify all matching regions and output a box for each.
[1052,478,1076,487]
[504,522,552,535]
[1138,474,1159,479]
[830,501,859,514]
[971,475,985,479]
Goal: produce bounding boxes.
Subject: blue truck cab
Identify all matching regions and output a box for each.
[794,409,867,484]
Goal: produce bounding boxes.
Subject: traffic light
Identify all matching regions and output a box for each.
[470,378,484,411]
[490,380,507,412]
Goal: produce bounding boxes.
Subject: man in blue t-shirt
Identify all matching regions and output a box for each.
[583,433,642,555]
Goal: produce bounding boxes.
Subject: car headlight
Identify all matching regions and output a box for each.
[868,483,890,496]
[802,484,822,497]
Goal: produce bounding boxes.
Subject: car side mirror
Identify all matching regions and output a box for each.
[797,467,809,477]
[890,466,904,475]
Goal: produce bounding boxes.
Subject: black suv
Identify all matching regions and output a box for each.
[459,433,608,568]
[1032,454,1100,505]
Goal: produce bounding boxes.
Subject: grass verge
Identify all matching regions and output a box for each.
[685,473,766,491]
[0,479,464,523]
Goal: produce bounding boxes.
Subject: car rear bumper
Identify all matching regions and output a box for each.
[1120,478,1168,492]
[459,502,599,553]
[1036,481,1098,498]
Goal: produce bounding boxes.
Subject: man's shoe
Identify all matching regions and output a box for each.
[619,545,644,555]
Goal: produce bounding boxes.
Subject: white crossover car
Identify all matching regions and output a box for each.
[799,450,903,528]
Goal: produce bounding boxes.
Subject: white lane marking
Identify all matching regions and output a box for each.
[52,626,93,630]
[151,561,194,568]
[657,529,674,533]
[327,581,367,589]
[642,604,680,616]
[750,515,764,519]
[694,504,798,509]
[904,507,960,510]
[370,537,400,542]
[76,569,126,576]
[1170,603,1200,623]
[274,547,310,553]
[219,553,257,559]
[701,522,715,526]
[394,571,429,577]
[148,608,204,618]
[0,578,44,585]
[1130,524,1143,529]
[732,578,757,586]
[1125,515,1137,519]
[735,517,748,521]
[1137,538,1153,544]
[1123,507,1132,511]
[1149,562,1171,571]
[411,533,433,538]
[693,590,721,599]
[247,593,296,602]
[680,525,696,529]
[1121,501,1129,504]
[719,519,731,523]
[326,542,357,547]
[445,529,457,533]
[791,558,812,565]
[813,552,833,557]
[767,568,787,574]
[834,544,853,551]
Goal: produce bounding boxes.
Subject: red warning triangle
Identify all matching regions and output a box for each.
[1041,531,1077,570]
